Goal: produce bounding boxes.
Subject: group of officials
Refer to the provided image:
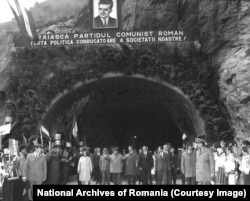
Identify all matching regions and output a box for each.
[1,136,250,201]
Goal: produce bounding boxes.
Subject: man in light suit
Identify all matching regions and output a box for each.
[23,141,47,198]
[94,0,117,28]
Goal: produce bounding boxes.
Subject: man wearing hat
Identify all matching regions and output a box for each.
[23,140,47,198]
[46,140,61,184]
[195,137,215,185]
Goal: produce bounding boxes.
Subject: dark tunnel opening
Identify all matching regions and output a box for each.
[42,75,204,151]
[78,108,183,151]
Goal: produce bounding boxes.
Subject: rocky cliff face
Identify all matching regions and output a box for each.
[0,0,250,142]
[214,0,250,141]
[122,0,250,141]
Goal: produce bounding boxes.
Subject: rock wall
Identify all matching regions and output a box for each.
[122,0,250,141]
[1,0,250,142]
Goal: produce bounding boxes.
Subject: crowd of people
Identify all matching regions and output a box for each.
[1,136,250,201]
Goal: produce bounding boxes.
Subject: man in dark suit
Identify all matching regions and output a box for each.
[170,147,179,185]
[138,146,153,185]
[155,147,166,185]
[94,0,117,28]
[162,143,171,184]
[93,147,102,184]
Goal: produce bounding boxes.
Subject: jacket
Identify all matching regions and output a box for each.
[125,152,138,176]
[196,147,215,183]
[181,151,196,178]
[23,152,47,182]
[110,154,123,173]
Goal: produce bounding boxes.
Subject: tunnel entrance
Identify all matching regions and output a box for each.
[42,75,204,151]
[78,105,183,151]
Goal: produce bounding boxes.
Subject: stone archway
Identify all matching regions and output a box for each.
[41,74,204,149]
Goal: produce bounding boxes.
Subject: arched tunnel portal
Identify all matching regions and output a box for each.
[41,75,204,151]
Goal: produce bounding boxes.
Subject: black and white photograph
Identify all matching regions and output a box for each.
[93,0,118,29]
[1,0,250,201]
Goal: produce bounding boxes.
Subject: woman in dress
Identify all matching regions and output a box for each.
[225,146,237,185]
[77,149,92,185]
[239,145,250,185]
[214,147,226,184]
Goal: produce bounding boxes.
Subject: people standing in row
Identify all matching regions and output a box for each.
[181,144,196,185]
[22,141,47,199]
[78,149,92,185]
[122,149,127,181]
[13,145,27,201]
[170,147,179,185]
[155,146,165,185]
[195,138,215,185]
[225,145,237,185]
[163,143,171,184]
[124,146,138,185]
[239,145,250,185]
[99,147,111,185]
[93,147,102,185]
[178,147,186,185]
[61,148,74,185]
[214,146,226,185]
[46,142,61,184]
[138,146,153,185]
[75,143,84,185]
[110,147,123,185]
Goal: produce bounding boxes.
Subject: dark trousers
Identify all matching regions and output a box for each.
[127,175,137,185]
[243,173,250,185]
[93,166,102,184]
[158,170,164,184]
[171,169,177,185]
[137,172,142,184]
[141,170,152,185]
[162,169,170,184]
[112,173,121,185]
[77,174,81,185]
[186,177,196,185]
[181,172,186,185]
[2,179,14,201]
[62,165,71,185]
[166,169,172,184]
[13,176,25,201]
[101,170,110,185]
[155,171,158,184]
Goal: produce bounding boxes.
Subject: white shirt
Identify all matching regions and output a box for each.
[101,17,109,26]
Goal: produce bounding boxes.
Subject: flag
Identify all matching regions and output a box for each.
[182,133,187,140]
[7,0,38,41]
[72,115,78,138]
[22,133,27,145]
[40,125,50,140]
[9,139,19,156]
